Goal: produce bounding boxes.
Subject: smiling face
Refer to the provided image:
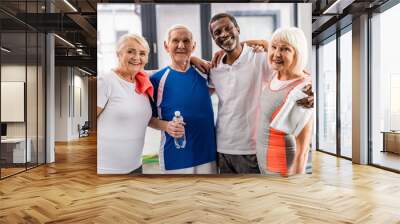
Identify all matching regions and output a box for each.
[210,17,240,52]
[117,39,148,74]
[164,28,195,66]
[268,39,297,73]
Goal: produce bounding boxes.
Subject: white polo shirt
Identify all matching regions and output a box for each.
[209,44,272,155]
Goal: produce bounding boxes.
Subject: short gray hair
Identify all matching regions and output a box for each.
[116,33,150,54]
[271,27,308,74]
[165,24,193,43]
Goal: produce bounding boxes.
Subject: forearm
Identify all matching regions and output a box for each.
[243,39,268,49]
[292,119,313,174]
[190,56,201,65]
[148,117,168,131]
[149,117,184,138]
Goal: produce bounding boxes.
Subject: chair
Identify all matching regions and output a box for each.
[79,121,90,138]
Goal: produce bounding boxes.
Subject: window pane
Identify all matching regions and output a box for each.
[318,38,337,154]
[1,31,28,177]
[371,3,400,171]
[340,29,352,158]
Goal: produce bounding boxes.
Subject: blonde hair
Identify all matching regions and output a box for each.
[271,27,308,74]
[116,33,150,54]
[165,24,193,43]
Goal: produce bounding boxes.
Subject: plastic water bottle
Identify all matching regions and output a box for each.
[173,111,186,149]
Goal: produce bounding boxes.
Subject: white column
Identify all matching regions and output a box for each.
[46,33,55,163]
[352,14,369,164]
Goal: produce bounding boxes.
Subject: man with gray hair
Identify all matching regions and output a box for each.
[149,25,217,174]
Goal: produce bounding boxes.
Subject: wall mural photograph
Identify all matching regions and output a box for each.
[96,3,314,176]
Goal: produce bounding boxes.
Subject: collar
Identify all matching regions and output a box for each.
[217,44,251,69]
[169,61,191,73]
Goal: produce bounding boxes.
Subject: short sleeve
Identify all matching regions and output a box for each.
[97,75,111,108]
[259,52,272,83]
[150,75,159,118]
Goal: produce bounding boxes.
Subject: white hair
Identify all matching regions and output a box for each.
[116,33,150,54]
[271,27,308,74]
[165,24,193,42]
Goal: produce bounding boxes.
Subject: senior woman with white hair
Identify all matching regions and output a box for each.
[97,34,154,174]
[256,27,313,176]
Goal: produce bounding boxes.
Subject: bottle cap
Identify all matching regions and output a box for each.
[174,111,181,117]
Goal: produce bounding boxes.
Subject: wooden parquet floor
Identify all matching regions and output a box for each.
[1,135,400,224]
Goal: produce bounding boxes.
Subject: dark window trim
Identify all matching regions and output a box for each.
[336,28,341,157]
[200,3,212,61]
[294,3,298,27]
[315,44,319,151]
[367,11,373,166]
[316,22,356,160]
[141,4,158,70]
[373,0,400,13]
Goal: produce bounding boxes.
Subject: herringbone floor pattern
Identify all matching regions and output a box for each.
[1,135,400,223]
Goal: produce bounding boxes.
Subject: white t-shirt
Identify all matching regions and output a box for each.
[270,75,298,90]
[209,44,272,155]
[97,71,152,174]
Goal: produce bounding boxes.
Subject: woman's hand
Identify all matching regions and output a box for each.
[296,84,314,108]
[190,56,211,74]
[211,50,225,68]
[166,120,185,138]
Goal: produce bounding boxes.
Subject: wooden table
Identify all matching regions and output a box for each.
[1,138,31,164]
[381,131,400,154]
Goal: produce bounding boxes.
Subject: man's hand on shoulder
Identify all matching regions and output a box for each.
[190,56,211,74]
[211,50,224,68]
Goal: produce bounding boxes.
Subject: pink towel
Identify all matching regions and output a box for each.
[135,71,154,99]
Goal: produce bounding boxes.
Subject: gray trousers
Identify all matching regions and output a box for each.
[218,153,260,174]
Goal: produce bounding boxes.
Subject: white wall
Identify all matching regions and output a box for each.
[1,64,46,164]
[55,66,69,141]
[1,65,37,138]
[55,67,89,141]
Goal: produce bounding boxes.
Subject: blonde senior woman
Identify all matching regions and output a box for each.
[97,34,154,174]
[256,27,313,176]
